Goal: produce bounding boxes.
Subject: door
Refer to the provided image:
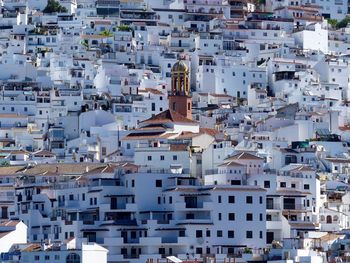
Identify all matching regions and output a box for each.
[121,231,127,243]
[267,231,274,244]
[110,197,117,209]
[266,198,274,209]
[283,198,295,209]
[185,196,197,208]
[1,207,7,219]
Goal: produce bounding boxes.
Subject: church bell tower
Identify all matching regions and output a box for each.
[169,59,192,120]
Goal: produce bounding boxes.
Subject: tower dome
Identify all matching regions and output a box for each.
[171,60,188,73]
[168,59,192,120]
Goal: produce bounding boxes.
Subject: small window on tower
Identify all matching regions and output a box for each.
[188,103,191,110]
[173,102,176,111]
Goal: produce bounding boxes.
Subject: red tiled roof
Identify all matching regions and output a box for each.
[139,88,164,95]
[170,144,188,151]
[200,128,219,137]
[141,109,197,124]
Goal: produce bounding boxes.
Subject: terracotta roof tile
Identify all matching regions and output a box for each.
[138,88,164,95]
[141,109,197,124]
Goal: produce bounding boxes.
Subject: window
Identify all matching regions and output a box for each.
[34,256,40,261]
[55,255,60,260]
[259,196,263,204]
[280,182,286,188]
[228,230,234,238]
[160,155,164,160]
[217,230,223,237]
[196,230,202,238]
[228,196,235,203]
[131,180,135,187]
[66,253,80,263]
[246,231,253,239]
[260,213,263,221]
[304,184,310,190]
[179,230,185,237]
[228,213,235,221]
[45,255,50,260]
[147,156,152,161]
[218,195,221,203]
[196,247,202,254]
[260,231,263,239]
[156,180,162,188]
[206,230,211,237]
[173,155,178,161]
[218,213,222,220]
[169,196,172,204]
[246,213,253,221]
[246,196,253,204]
[264,181,270,188]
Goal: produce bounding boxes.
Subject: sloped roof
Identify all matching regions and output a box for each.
[225,152,263,161]
[289,165,315,172]
[218,160,245,167]
[32,150,56,157]
[138,88,164,95]
[200,128,219,137]
[141,109,197,124]
[0,220,21,227]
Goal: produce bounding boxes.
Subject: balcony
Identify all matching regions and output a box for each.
[175,202,213,211]
[283,204,307,210]
[102,203,137,211]
[177,219,212,225]
[139,237,161,245]
[266,203,281,210]
[161,236,178,244]
[266,219,283,230]
[103,237,124,246]
[66,200,80,208]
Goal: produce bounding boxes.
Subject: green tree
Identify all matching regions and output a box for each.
[327,18,338,29]
[117,25,132,32]
[43,0,68,13]
[0,160,9,166]
[99,30,112,37]
[336,16,350,29]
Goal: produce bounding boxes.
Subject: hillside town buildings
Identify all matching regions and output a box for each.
[1,0,350,262]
